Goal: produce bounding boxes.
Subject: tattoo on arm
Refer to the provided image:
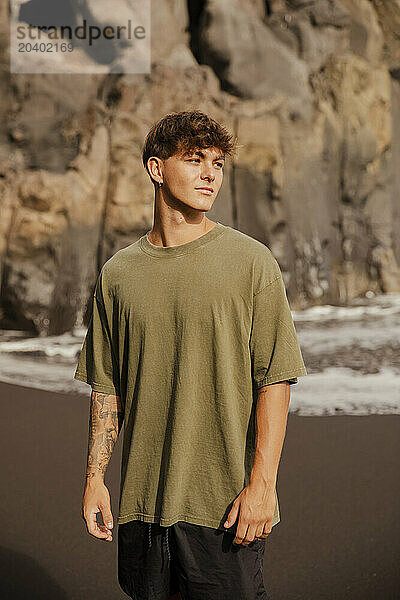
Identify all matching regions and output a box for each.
[86,391,123,482]
[258,381,290,396]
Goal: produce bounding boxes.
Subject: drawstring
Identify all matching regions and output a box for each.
[147,523,171,562]
[165,526,171,561]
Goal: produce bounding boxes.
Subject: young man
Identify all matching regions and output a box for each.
[74,110,307,600]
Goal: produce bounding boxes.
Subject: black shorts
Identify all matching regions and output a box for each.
[118,519,269,600]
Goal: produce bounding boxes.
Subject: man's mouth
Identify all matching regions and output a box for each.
[196,187,214,194]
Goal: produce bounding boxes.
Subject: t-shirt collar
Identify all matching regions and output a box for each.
[139,221,226,258]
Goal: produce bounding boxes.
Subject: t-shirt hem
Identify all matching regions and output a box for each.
[73,370,120,395]
[256,366,308,388]
[117,511,281,530]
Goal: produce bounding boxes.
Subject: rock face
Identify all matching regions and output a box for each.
[0,0,400,334]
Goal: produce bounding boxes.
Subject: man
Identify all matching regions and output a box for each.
[74,110,307,600]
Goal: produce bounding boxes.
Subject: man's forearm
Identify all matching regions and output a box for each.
[86,390,124,484]
[249,382,290,487]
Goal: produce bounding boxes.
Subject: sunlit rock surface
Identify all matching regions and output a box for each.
[0,0,399,334]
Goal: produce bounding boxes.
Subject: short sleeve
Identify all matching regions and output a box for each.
[74,273,120,396]
[249,274,307,388]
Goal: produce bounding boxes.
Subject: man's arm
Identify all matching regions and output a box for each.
[81,390,124,542]
[86,390,124,481]
[224,381,290,545]
[250,381,289,490]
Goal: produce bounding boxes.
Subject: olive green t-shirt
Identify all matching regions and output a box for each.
[74,222,307,531]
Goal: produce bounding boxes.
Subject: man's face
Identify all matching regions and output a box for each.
[160,146,225,212]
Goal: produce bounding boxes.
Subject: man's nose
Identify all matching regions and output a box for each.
[200,164,215,182]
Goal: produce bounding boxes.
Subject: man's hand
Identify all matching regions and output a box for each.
[223,481,276,546]
[81,477,114,542]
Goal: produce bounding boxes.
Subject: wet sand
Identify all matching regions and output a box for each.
[1,381,399,600]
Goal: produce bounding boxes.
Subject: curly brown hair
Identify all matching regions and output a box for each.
[142,110,237,184]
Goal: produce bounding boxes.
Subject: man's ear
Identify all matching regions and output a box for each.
[147,156,163,185]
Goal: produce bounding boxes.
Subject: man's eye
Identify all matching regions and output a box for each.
[216,162,224,168]
[189,158,200,162]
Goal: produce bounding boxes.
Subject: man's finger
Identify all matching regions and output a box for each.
[87,509,110,539]
[101,506,114,530]
[224,501,239,529]
[98,524,113,541]
[262,523,271,537]
[255,526,265,539]
[241,525,258,546]
[233,522,248,545]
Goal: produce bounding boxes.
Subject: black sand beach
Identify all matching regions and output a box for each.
[1,381,399,600]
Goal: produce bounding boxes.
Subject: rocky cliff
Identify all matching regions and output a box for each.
[1,0,400,334]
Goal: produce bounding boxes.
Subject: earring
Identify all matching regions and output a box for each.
[158,181,163,188]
